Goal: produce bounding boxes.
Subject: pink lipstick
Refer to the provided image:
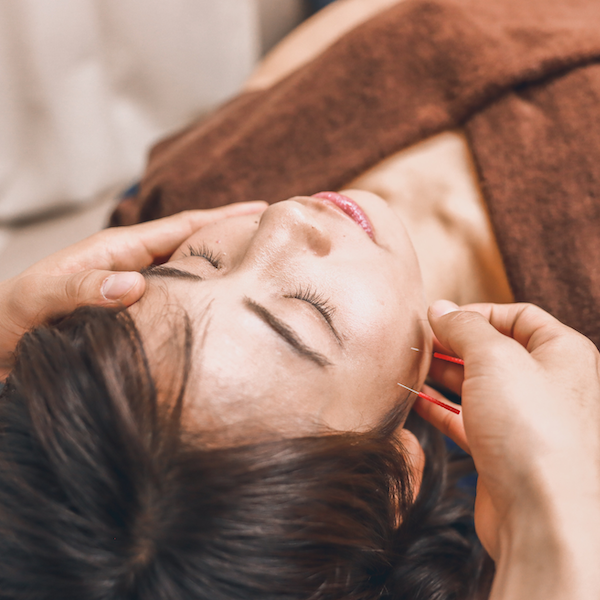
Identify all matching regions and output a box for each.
[312,192,375,240]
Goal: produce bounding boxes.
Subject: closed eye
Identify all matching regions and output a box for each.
[286,285,342,346]
[185,243,222,269]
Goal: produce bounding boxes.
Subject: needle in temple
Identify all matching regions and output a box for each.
[397,383,461,415]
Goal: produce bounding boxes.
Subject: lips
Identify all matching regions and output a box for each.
[312,192,375,240]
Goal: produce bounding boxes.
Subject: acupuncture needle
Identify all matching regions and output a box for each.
[410,347,465,366]
[407,347,463,413]
[398,383,461,415]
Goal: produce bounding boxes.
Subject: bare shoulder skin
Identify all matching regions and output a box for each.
[243,0,513,306]
[348,132,513,306]
[244,0,405,92]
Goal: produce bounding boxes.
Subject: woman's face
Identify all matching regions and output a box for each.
[132,190,432,435]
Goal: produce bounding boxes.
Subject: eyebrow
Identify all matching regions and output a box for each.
[243,298,332,368]
[141,265,204,282]
[140,265,332,368]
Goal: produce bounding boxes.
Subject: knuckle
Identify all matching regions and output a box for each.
[554,329,596,355]
[545,329,599,372]
[576,334,598,356]
[568,335,599,365]
[451,309,488,334]
[517,301,547,321]
[63,271,96,305]
[455,310,483,326]
[177,210,200,225]
[518,302,542,321]
[169,210,194,223]
[513,302,545,329]
[519,302,542,314]
[63,275,81,304]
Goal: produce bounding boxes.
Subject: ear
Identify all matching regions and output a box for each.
[394,428,425,501]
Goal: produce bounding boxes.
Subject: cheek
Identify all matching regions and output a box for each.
[340,283,425,394]
[342,277,417,352]
[189,320,341,431]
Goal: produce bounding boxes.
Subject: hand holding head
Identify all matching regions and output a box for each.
[0,202,268,379]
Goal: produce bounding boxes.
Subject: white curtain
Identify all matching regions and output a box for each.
[0,0,261,221]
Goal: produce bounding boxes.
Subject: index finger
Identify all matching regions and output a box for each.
[453,302,568,354]
[47,203,268,274]
[119,203,268,265]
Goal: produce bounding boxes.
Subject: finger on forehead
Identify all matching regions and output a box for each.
[131,204,267,258]
[103,204,267,270]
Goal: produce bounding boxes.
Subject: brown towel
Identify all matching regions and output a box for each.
[111,0,600,347]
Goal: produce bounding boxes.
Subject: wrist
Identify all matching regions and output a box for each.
[492,499,600,599]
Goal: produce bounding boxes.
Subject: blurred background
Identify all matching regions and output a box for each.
[0,0,336,280]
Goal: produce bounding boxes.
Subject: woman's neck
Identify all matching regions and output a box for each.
[348,130,514,305]
[244,2,511,307]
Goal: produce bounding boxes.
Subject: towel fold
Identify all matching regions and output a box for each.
[112,0,600,347]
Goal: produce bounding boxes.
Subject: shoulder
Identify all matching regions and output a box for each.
[244,0,406,91]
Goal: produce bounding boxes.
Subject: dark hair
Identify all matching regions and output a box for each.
[0,307,492,600]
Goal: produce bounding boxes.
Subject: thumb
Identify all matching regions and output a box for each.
[428,299,513,363]
[99,271,146,306]
[34,270,146,320]
[0,270,145,379]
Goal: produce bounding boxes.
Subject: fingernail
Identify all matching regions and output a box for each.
[102,272,140,300]
[430,299,460,319]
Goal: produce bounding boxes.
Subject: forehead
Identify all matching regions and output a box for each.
[130,276,341,429]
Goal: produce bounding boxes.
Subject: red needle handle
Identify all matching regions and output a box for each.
[418,390,461,415]
[433,352,465,366]
[397,383,461,415]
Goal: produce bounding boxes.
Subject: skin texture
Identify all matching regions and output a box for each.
[0,193,427,491]
[2,200,599,596]
[245,0,406,92]
[245,0,514,309]
[0,203,268,380]
[130,190,432,436]
[2,5,598,591]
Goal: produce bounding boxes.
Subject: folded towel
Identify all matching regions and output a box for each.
[111,0,600,347]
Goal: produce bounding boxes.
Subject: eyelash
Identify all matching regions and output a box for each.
[185,244,222,269]
[288,285,336,325]
[181,247,335,325]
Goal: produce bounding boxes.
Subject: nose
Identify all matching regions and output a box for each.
[254,199,332,258]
